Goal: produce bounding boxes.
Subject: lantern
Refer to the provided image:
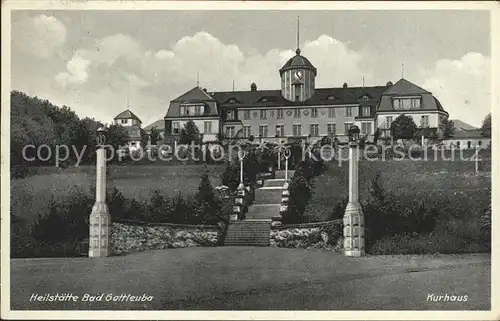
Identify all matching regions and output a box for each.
[348,125,360,143]
[96,127,107,146]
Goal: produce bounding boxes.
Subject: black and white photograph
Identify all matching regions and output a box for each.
[1,1,498,319]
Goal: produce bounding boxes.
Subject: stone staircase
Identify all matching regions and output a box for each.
[224,220,271,246]
[224,171,293,247]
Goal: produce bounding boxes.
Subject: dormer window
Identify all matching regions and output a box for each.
[229,98,236,104]
[227,110,235,121]
[262,98,268,102]
[361,95,370,101]
[327,95,335,100]
[393,96,422,110]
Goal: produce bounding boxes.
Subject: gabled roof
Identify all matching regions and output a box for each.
[382,78,431,96]
[114,109,142,123]
[124,124,146,139]
[171,86,215,102]
[211,86,387,108]
[165,86,219,118]
[451,129,484,139]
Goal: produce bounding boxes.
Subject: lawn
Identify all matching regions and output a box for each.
[306,157,492,222]
[10,248,491,310]
[11,164,225,227]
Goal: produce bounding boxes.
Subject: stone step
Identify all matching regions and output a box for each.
[224,220,271,247]
[246,204,281,219]
[254,190,283,204]
[264,179,286,188]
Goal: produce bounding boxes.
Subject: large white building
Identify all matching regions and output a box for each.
[161,46,449,146]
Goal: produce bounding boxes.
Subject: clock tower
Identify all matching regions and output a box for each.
[279,48,317,102]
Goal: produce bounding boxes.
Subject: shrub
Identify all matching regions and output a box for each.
[282,165,313,224]
[362,173,438,250]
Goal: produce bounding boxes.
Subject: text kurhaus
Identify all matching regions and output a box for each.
[426,293,468,302]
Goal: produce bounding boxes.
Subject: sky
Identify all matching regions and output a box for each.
[11,9,491,127]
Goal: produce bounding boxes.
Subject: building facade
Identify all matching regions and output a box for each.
[163,46,449,145]
[113,109,148,150]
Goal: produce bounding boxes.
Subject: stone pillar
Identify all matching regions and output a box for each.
[231,185,246,221]
[343,140,365,256]
[89,128,111,258]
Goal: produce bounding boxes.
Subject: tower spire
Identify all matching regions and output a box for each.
[401,62,404,79]
[296,15,300,55]
[197,71,200,87]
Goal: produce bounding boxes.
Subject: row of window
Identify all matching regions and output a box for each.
[172,121,214,134]
[238,106,371,120]
[225,122,373,138]
[393,98,421,110]
[383,115,429,128]
[180,104,205,116]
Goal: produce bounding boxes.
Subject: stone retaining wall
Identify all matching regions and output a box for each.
[110,220,219,255]
[270,220,344,251]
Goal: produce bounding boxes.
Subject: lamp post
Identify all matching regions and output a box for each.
[237,150,247,190]
[284,148,291,184]
[89,127,111,258]
[343,125,365,257]
[475,145,480,174]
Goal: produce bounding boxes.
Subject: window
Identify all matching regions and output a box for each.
[309,124,319,136]
[243,110,251,120]
[121,119,128,124]
[259,125,268,137]
[276,125,285,137]
[346,107,354,117]
[361,122,372,135]
[479,141,482,146]
[226,126,235,138]
[362,106,371,116]
[294,108,301,118]
[385,116,393,129]
[180,106,185,116]
[295,95,300,102]
[393,97,421,110]
[277,109,284,119]
[327,124,336,136]
[344,122,353,135]
[195,105,203,115]
[227,110,235,121]
[421,115,429,128]
[243,126,251,138]
[311,108,318,118]
[260,109,267,120]
[328,108,335,118]
[293,124,302,136]
[456,141,460,148]
[172,122,180,134]
[204,121,212,134]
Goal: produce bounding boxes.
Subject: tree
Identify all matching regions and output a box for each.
[390,114,417,140]
[439,116,455,139]
[149,126,161,145]
[480,113,491,138]
[179,120,202,145]
[106,124,130,151]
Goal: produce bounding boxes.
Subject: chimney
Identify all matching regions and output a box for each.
[251,82,257,91]
[386,81,393,86]
[202,88,207,92]
[343,82,348,88]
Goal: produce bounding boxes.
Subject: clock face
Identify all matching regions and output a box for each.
[294,70,303,80]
